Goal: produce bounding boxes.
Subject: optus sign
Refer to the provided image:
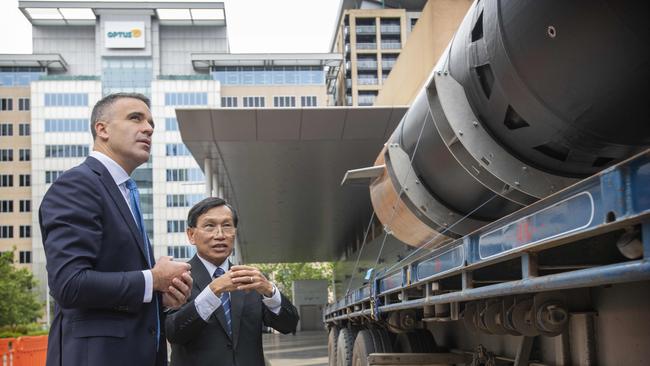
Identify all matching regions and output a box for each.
[105,21,145,48]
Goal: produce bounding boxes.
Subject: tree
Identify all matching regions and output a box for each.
[0,250,43,329]
[252,262,334,301]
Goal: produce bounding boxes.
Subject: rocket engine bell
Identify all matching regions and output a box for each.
[369,0,649,247]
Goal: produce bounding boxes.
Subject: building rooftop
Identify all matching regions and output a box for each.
[18,1,226,26]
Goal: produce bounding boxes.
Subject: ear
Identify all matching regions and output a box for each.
[95,120,110,140]
[186,227,196,245]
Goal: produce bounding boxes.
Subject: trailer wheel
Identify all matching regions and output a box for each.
[336,327,357,366]
[395,329,437,353]
[351,328,393,366]
[328,326,339,366]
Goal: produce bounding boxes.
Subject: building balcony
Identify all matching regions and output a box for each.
[356,42,377,50]
[345,95,353,105]
[381,60,396,69]
[356,25,376,34]
[358,95,376,106]
[356,61,378,70]
[358,77,378,85]
[380,25,401,34]
[381,42,402,50]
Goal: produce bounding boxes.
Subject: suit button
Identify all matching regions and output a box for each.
[226,343,232,349]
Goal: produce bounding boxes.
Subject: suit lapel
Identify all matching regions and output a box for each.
[84,157,149,266]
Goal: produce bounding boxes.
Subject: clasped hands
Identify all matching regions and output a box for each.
[151,256,193,310]
[209,265,274,298]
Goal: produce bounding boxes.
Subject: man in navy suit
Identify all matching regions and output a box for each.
[40,93,193,366]
[165,197,299,366]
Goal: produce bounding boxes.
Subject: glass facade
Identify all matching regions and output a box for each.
[0,67,45,86]
[165,117,179,131]
[45,119,89,133]
[102,57,153,96]
[44,93,88,107]
[211,66,325,85]
[45,145,89,158]
[164,92,208,106]
[166,143,191,156]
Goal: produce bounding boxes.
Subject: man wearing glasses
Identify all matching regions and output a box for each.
[165,197,299,366]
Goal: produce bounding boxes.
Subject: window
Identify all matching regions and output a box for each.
[0,175,13,187]
[19,251,31,264]
[0,200,13,213]
[166,194,203,207]
[301,96,317,107]
[0,149,13,162]
[164,93,208,106]
[273,96,296,107]
[165,144,190,156]
[45,170,65,184]
[45,119,89,132]
[18,98,30,111]
[0,123,13,136]
[165,118,179,131]
[166,169,204,182]
[18,123,30,136]
[0,226,13,238]
[167,220,186,233]
[45,145,89,158]
[19,225,31,238]
[1,98,12,111]
[243,96,265,107]
[221,96,238,108]
[19,149,30,162]
[44,93,88,107]
[167,245,196,259]
[19,200,31,212]
[19,175,30,187]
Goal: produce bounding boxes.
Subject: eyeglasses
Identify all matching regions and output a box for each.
[197,223,236,236]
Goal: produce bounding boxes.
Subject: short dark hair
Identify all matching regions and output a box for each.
[187,197,238,228]
[90,92,151,139]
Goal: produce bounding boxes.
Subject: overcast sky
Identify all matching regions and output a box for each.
[0,0,341,54]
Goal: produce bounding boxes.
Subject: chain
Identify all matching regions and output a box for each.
[471,344,496,366]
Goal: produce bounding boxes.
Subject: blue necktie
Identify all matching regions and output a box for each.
[213,267,232,335]
[125,178,160,349]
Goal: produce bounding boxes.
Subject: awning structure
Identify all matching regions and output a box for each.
[176,106,407,263]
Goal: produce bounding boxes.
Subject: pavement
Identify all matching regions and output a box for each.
[263,330,329,366]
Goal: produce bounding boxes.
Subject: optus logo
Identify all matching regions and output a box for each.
[107,28,143,38]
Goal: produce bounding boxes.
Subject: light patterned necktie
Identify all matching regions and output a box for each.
[125,178,160,349]
[213,267,232,335]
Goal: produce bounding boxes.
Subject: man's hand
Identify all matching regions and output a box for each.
[162,272,193,310]
[208,270,238,297]
[152,256,192,292]
[230,265,274,297]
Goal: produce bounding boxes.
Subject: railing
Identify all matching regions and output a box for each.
[356,25,376,34]
[0,336,48,366]
[356,61,378,70]
[358,95,376,106]
[356,43,377,50]
[380,25,401,33]
[382,60,396,69]
[381,42,402,50]
[358,77,378,85]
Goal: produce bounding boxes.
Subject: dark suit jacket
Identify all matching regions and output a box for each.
[39,156,165,366]
[166,255,299,366]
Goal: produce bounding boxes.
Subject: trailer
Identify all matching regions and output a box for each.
[325,150,649,365]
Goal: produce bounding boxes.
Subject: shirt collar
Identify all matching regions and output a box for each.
[197,254,229,277]
[90,151,130,186]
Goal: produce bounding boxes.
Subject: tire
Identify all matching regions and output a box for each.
[336,327,357,366]
[328,326,340,366]
[395,329,437,353]
[351,328,393,366]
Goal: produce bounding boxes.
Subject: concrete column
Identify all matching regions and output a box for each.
[212,173,218,197]
[204,158,212,197]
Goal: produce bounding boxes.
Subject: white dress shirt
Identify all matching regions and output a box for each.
[89,151,154,303]
[194,255,282,321]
